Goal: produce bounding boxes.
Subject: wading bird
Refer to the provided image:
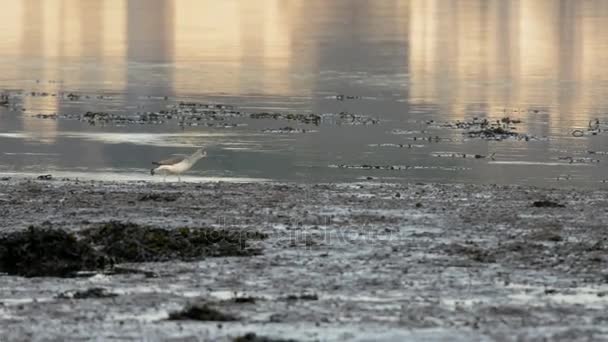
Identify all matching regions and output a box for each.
[150,148,207,182]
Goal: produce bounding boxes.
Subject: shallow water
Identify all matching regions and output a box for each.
[1,0,608,187]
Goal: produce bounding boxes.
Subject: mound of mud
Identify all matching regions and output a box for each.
[81,221,266,263]
[0,227,110,277]
[168,303,237,321]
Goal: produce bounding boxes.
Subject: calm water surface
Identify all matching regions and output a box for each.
[1,0,608,187]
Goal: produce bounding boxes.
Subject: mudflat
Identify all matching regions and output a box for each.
[1,178,607,341]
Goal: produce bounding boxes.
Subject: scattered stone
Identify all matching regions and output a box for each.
[168,303,237,321]
[56,287,118,299]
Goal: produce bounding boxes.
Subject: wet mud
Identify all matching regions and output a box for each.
[1,179,608,340]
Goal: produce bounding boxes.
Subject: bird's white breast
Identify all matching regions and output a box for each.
[172,160,193,173]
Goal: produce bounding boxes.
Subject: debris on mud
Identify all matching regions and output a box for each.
[232,296,258,304]
[138,193,180,202]
[0,227,110,277]
[282,293,319,301]
[81,221,266,262]
[36,174,53,180]
[56,287,118,299]
[532,200,565,208]
[168,303,237,322]
[233,333,299,342]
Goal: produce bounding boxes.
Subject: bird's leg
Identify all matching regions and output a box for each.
[178,175,181,182]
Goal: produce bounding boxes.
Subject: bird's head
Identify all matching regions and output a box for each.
[194,148,207,159]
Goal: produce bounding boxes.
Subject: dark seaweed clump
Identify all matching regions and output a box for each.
[532,200,565,208]
[0,222,266,277]
[81,221,266,263]
[0,227,110,277]
[233,333,299,342]
[168,303,237,321]
[282,293,319,301]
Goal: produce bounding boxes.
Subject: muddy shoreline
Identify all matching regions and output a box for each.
[1,178,608,341]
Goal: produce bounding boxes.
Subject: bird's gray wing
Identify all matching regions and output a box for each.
[152,155,187,166]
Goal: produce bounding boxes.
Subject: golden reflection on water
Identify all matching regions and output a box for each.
[0,0,608,141]
[409,1,608,120]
